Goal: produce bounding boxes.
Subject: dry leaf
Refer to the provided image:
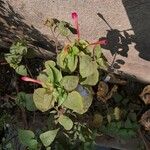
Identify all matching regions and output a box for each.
[97,81,109,102]
[140,110,150,131]
[97,81,118,103]
[91,113,103,128]
[140,85,150,105]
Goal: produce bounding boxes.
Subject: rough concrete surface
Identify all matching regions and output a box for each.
[1,0,150,82]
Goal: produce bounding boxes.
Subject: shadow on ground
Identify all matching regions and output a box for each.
[97,0,150,67]
[122,0,150,61]
[0,0,56,56]
[97,13,136,71]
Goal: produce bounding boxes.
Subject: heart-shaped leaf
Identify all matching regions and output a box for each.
[79,55,97,78]
[18,129,38,150]
[40,129,59,147]
[58,115,73,130]
[15,65,27,75]
[81,70,99,86]
[33,88,54,112]
[61,76,79,91]
[63,87,93,114]
[16,92,37,111]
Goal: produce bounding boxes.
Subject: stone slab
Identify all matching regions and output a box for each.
[1,0,150,82]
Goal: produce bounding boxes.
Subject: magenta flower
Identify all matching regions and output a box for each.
[89,39,108,46]
[21,76,42,85]
[71,11,80,40]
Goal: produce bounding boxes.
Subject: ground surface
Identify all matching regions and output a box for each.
[0,1,150,149]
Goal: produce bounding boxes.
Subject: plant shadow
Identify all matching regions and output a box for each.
[0,0,56,57]
[97,13,136,71]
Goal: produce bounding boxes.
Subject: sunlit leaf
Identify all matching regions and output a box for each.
[63,86,93,114]
[67,55,78,72]
[97,57,108,70]
[58,115,73,130]
[61,76,79,91]
[10,42,27,55]
[15,65,27,75]
[79,54,98,78]
[33,88,54,112]
[57,50,68,70]
[81,70,99,86]
[40,129,59,147]
[45,60,56,68]
[94,45,102,59]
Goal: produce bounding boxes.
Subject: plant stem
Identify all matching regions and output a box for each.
[50,26,58,53]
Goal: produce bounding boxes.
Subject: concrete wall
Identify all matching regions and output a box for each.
[1,0,150,82]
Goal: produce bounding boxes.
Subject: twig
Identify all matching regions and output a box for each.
[50,26,58,53]
[138,128,149,150]
[66,36,72,43]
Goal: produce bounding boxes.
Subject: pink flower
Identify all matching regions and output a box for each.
[71,11,80,40]
[21,76,42,85]
[89,39,108,46]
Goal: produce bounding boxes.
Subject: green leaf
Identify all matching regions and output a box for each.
[63,87,93,114]
[45,60,56,68]
[81,70,99,86]
[45,60,62,83]
[54,87,68,106]
[97,57,108,69]
[72,46,79,55]
[15,65,27,75]
[46,147,51,150]
[67,55,78,72]
[40,129,59,147]
[33,88,54,112]
[38,67,62,85]
[76,85,93,113]
[58,115,73,130]
[61,76,79,91]
[124,118,133,129]
[37,70,52,83]
[63,91,83,114]
[16,92,37,111]
[94,45,102,59]
[18,129,38,149]
[113,93,123,103]
[5,54,22,65]
[10,42,27,55]
[78,39,89,49]
[58,21,70,36]
[79,55,98,78]
[128,112,137,122]
[57,50,68,70]
[51,66,62,83]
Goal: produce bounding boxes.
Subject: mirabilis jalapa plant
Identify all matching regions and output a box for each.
[20,12,108,148]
